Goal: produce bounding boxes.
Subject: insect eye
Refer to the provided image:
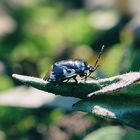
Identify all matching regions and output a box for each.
[89,66,95,72]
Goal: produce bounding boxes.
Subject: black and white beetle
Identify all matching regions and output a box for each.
[43,45,104,84]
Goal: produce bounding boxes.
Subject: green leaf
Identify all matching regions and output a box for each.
[83,126,125,140]
[87,72,140,97]
[73,94,140,130]
[12,72,140,99]
[12,72,140,129]
[82,126,140,140]
[12,74,101,99]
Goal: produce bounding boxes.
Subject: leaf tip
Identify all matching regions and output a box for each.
[12,73,29,82]
[12,73,19,80]
[87,93,93,98]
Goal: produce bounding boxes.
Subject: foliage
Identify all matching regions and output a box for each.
[12,72,140,130]
[0,0,140,139]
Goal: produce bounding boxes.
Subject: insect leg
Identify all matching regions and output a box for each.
[81,72,91,81]
[82,74,88,81]
[72,76,78,85]
[88,76,98,80]
[63,78,70,83]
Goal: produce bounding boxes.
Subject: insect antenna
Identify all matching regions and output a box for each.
[85,45,105,80]
[94,45,105,68]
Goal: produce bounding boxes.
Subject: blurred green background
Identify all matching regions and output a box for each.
[0,0,140,140]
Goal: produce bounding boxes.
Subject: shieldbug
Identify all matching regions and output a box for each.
[43,45,104,84]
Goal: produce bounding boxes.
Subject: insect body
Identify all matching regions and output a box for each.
[43,45,104,83]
